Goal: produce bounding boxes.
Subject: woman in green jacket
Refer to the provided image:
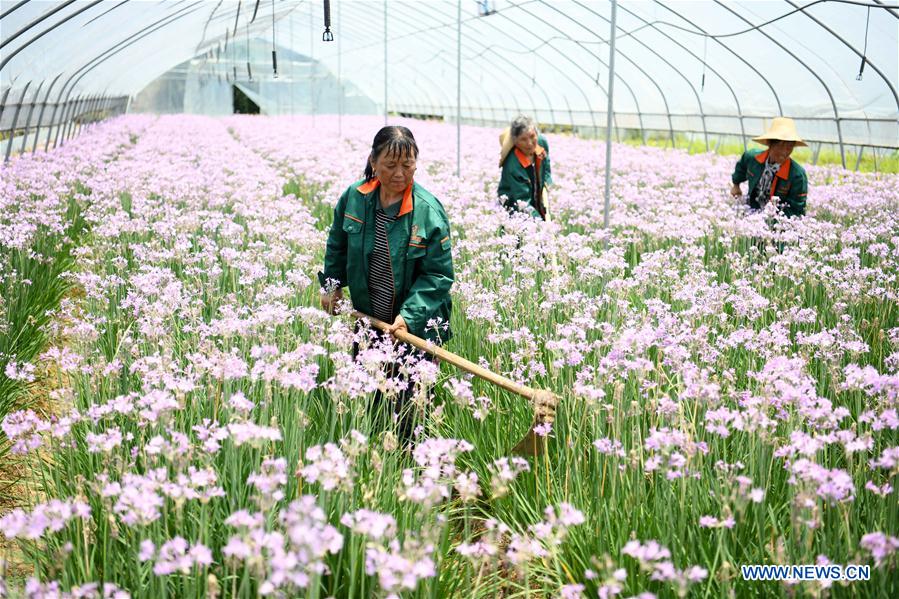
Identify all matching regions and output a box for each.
[730,117,808,218]
[319,125,454,341]
[498,115,553,220]
[318,126,454,442]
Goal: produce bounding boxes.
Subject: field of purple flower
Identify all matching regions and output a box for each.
[1,114,897,598]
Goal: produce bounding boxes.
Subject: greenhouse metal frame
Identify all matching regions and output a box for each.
[1,0,897,169]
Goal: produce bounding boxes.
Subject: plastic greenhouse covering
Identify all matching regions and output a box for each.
[1,0,897,162]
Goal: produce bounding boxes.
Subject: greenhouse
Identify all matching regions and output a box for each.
[1,1,898,597]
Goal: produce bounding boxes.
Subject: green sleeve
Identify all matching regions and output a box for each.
[399,214,454,335]
[781,170,808,217]
[318,189,349,289]
[732,152,750,185]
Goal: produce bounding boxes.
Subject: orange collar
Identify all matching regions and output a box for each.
[356,178,414,217]
[514,145,545,168]
[755,150,791,179]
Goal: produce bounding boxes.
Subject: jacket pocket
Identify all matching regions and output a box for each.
[403,243,427,290]
[343,216,364,260]
[342,215,363,234]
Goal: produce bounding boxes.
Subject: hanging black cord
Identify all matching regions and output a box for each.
[271,0,278,77]
[701,35,707,91]
[323,0,334,41]
[233,0,242,36]
[247,21,253,81]
[857,6,870,80]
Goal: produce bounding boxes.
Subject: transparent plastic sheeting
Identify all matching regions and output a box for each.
[1,1,897,148]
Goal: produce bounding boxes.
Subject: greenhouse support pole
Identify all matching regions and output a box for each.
[19,80,44,155]
[31,74,62,154]
[73,94,92,139]
[603,0,617,230]
[4,81,31,163]
[0,86,10,130]
[383,0,388,125]
[455,0,461,177]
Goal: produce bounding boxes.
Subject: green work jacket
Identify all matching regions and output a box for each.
[319,178,454,342]
[498,135,553,219]
[732,149,808,217]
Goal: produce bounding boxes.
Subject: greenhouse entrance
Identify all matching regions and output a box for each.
[232,85,259,115]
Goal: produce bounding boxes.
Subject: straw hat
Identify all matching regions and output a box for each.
[499,127,515,167]
[752,117,807,147]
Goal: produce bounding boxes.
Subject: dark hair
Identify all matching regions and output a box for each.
[364,126,419,180]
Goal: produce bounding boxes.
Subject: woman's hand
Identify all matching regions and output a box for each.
[320,288,343,314]
[730,183,743,198]
[387,314,408,337]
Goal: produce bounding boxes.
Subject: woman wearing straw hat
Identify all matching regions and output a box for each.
[730,117,809,218]
[498,115,553,220]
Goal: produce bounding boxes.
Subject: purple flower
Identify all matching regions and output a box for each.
[860,532,899,566]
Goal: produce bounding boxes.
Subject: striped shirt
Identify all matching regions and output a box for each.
[368,204,399,323]
[751,160,780,209]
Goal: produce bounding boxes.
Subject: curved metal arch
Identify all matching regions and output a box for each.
[441,7,584,128]
[503,1,648,132]
[460,7,610,130]
[613,2,748,145]
[313,0,528,55]
[522,1,662,135]
[0,0,31,21]
[331,8,524,125]
[714,0,848,167]
[195,0,224,54]
[321,13,463,118]
[410,49,496,121]
[314,0,564,129]
[17,79,43,153]
[418,3,566,126]
[0,1,104,71]
[64,93,90,141]
[56,93,80,145]
[5,80,31,162]
[0,87,11,126]
[314,11,463,119]
[785,0,898,112]
[345,0,551,125]
[47,2,209,149]
[348,50,465,121]
[30,72,62,153]
[350,1,549,127]
[0,0,77,50]
[519,4,643,134]
[462,4,596,128]
[278,8,458,119]
[653,0,783,150]
[413,3,550,123]
[83,0,130,27]
[193,0,303,71]
[569,1,712,150]
[424,1,589,129]
[408,1,560,127]
[569,0,678,145]
[871,0,899,19]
